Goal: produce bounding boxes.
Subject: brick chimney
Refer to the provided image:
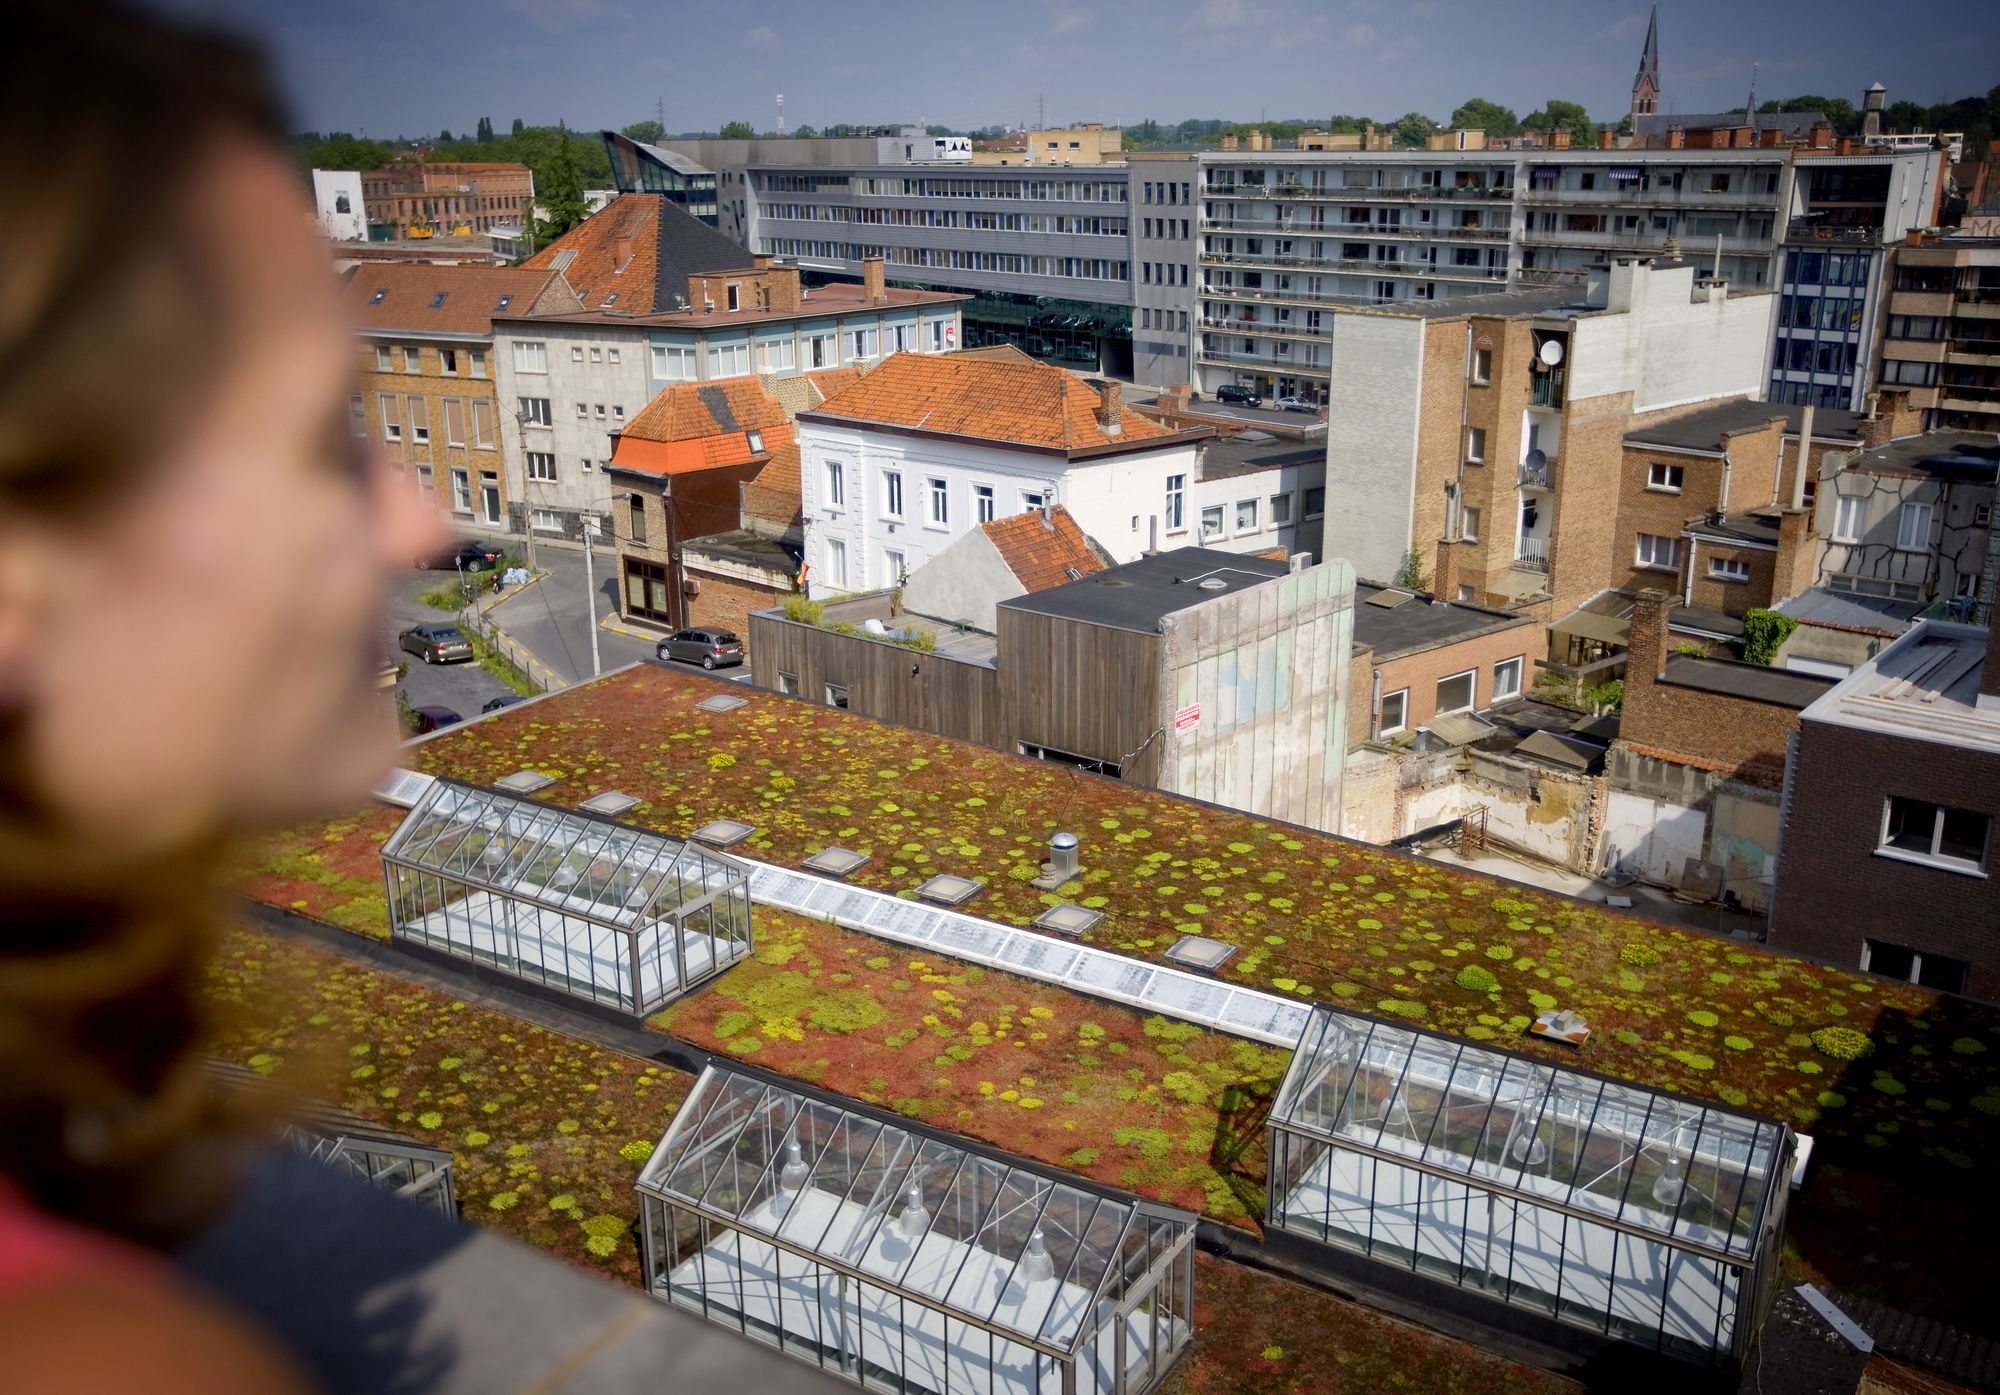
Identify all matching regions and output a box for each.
[1434,536,1462,603]
[1666,124,1686,150]
[1628,587,1672,685]
[612,231,634,268]
[1758,126,1784,148]
[753,253,774,270]
[1096,379,1123,436]
[1598,126,1615,150]
[862,256,886,302]
[1551,128,1572,150]
[1773,506,1819,608]
[1811,121,1834,150]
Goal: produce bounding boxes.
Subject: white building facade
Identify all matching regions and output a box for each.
[312,169,366,242]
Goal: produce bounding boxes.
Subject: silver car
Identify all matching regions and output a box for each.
[399,623,473,664]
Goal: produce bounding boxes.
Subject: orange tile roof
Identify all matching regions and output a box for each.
[342,263,560,337]
[613,379,793,479]
[523,194,753,314]
[980,507,1110,592]
[805,353,1176,453]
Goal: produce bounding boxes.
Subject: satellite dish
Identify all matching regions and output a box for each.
[1538,338,1565,367]
[1526,448,1548,469]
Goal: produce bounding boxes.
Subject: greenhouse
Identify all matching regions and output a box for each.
[637,1065,1198,1395]
[380,778,752,1014]
[1267,1006,1793,1365]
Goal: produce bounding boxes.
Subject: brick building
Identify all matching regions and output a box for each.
[1350,559,1538,747]
[359,161,535,238]
[1771,619,2000,998]
[345,262,573,527]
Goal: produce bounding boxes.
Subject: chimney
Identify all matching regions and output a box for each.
[1219,133,1238,151]
[613,232,634,268]
[1096,379,1122,436]
[1598,126,1615,150]
[1551,128,1572,150]
[1434,536,1463,604]
[862,256,886,302]
[1811,121,1834,150]
[1666,124,1686,150]
[1789,403,1815,510]
[753,253,774,270]
[1858,393,1893,448]
[1758,126,1784,148]
[1628,587,1672,686]
[738,479,750,532]
[1773,503,1819,609]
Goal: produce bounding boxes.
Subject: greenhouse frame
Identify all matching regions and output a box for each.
[380,778,752,1014]
[638,1065,1198,1395]
[1267,1006,1793,1365]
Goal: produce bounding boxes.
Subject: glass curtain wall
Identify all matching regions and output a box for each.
[1267,1006,1791,1365]
[638,1065,1198,1395]
[381,779,752,1013]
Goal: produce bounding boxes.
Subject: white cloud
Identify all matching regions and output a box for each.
[745,23,778,47]
[1591,13,1647,43]
[1045,0,1092,35]
[1343,22,1376,44]
[1177,0,1270,48]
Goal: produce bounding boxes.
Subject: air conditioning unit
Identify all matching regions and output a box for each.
[1288,552,1313,572]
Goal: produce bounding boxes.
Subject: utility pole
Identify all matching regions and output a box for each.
[512,408,538,571]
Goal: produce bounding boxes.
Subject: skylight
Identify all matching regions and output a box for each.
[429,291,448,309]
[603,292,619,307]
[746,429,765,454]
[369,288,387,305]
[495,294,513,311]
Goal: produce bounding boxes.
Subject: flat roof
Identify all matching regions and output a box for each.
[1625,399,1864,453]
[1775,586,1923,635]
[507,282,969,331]
[1350,581,1532,661]
[996,546,1288,634]
[1684,511,1781,547]
[1801,620,2000,754]
[1843,431,2000,483]
[1339,285,1585,321]
[1196,432,1324,481]
[1660,653,1836,707]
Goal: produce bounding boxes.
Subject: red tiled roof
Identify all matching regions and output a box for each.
[613,378,794,478]
[980,507,1110,592]
[523,194,754,315]
[341,263,560,337]
[806,353,1175,452]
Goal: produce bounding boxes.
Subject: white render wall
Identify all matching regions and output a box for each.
[1566,265,1774,413]
[493,322,655,526]
[1319,314,1425,583]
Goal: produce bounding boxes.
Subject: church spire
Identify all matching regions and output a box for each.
[1631,5,1661,120]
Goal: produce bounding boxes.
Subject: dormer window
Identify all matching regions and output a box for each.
[746,429,765,454]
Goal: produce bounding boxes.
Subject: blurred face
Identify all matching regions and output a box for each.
[0,136,445,853]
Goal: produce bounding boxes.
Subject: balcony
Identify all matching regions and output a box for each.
[1200,317,1326,343]
[1785,219,1885,246]
[1196,346,1331,378]
[1939,383,2000,413]
[1519,227,1771,254]
[1513,536,1550,572]
[1518,455,1556,491]
[1207,183,1511,204]
[1530,367,1567,408]
[1521,185,1766,208]
[1946,340,2000,364]
[1203,218,1511,243]
[1200,257,1508,286]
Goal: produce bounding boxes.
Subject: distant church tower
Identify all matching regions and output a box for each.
[1631,5,1661,121]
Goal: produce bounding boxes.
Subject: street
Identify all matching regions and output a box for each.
[385,562,514,720]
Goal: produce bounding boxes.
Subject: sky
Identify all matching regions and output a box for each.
[158,0,1994,140]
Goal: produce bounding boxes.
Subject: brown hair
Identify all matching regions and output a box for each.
[0,2,287,1242]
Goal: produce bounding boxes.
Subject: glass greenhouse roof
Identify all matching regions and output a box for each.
[381,778,742,932]
[639,1064,1196,1356]
[1271,1006,1791,1263]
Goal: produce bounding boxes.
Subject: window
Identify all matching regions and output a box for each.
[1648,462,1685,493]
[928,477,949,526]
[709,341,750,377]
[1897,501,1932,552]
[746,429,764,455]
[441,398,466,448]
[375,345,394,372]
[827,537,848,588]
[1303,486,1325,519]
[883,470,903,518]
[594,403,606,420]
[576,401,589,419]
[531,508,563,532]
[571,345,585,363]
[883,549,905,586]
[469,399,496,450]
[512,341,547,374]
[468,349,487,379]
[526,452,557,482]
[518,397,552,427]
[761,336,795,372]
[824,682,849,709]
[1435,669,1476,715]
[628,495,646,542]
[1635,532,1681,571]
[846,327,878,361]
[1465,426,1485,464]
[1492,657,1522,701]
[402,345,422,373]
[1270,493,1293,527]
[406,397,430,445]
[1164,474,1186,532]
[726,283,740,312]
[1862,939,1969,993]
[450,468,471,513]
[607,347,621,365]
[1832,494,1864,543]
[1709,556,1751,582]
[973,484,994,523]
[613,404,624,422]
[1470,347,1491,385]
[654,343,697,381]
[1378,688,1408,736]
[825,460,845,509]
[805,332,835,369]
[1021,490,1046,512]
[1879,796,1990,874]
[1235,498,1259,531]
[378,393,402,442]
[1461,506,1480,543]
[348,394,368,437]
[1200,505,1224,540]
[777,672,800,697]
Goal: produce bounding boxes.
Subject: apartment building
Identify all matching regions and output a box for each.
[1192,144,1941,410]
[1130,153,1200,388]
[1320,257,1774,610]
[1771,618,2000,998]
[344,261,572,529]
[1876,234,2000,432]
[1814,423,2000,610]
[358,161,535,238]
[491,196,965,540]
[1348,578,1537,746]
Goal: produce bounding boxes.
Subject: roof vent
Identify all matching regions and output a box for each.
[695,693,747,713]
[691,818,758,848]
[493,770,556,794]
[1033,903,1104,937]
[1164,934,1239,973]
[578,790,641,817]
[801,846,870,878]
[1033,831,1081,890]
[1198,577,1228,591]
[916,873,985,906]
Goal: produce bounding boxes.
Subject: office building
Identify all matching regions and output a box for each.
[1876,233,2000,432]
[359,161,536,239]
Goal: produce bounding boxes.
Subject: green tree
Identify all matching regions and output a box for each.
[533,121,588,244]
[1523,99,1596,145]
[295,132,394,175]
[792,124,818,139]
[1324,114,1371,135]
[1449,97,1519,137]
[621,118,665,144]
[511,117,524,135]
[1389,111,1439,148]
[437,128,454,143]
[478,116,494,142]
[1739,609,1798,666]
[718,120,756,139]
[924,124,954,137]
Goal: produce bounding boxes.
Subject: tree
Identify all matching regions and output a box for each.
[718,120,756,139]
[533,121,588,244]
[1739,609,1798,667]
[621,119,665,144]
[1389,111,1439,148]
[476,117,493,142]
[1449,97,1519,137]
[1522,99,1596,146]
[924,124,954,137]
[1324,114,1371,135]
[295,132,394,175]
[792,124,818,139]
[437,128,454,143]
[511,117,524,135]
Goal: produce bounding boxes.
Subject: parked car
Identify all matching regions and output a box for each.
[416,541,500,572]
[407,705,462,735]
[656,627,744,670]
[1214,384,1262,407]
[481,694,527,713]
[1274,396,1319,415]
[398,622,473,664]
